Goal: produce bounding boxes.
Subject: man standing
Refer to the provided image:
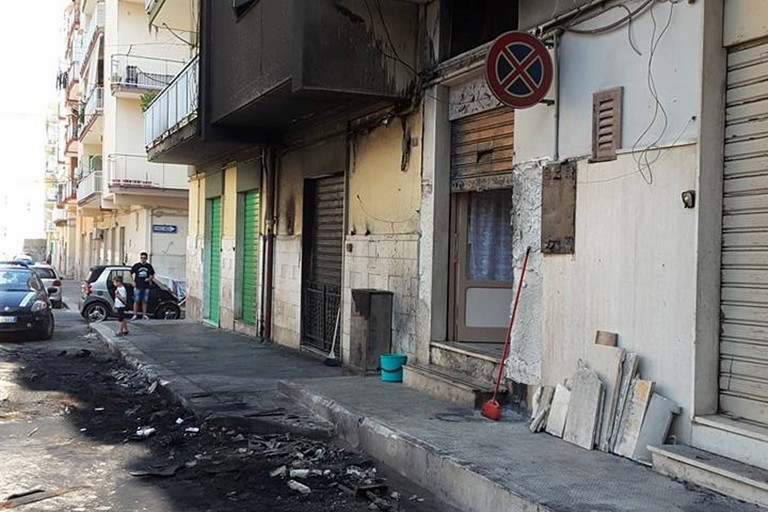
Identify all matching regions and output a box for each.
[131,252,155,320]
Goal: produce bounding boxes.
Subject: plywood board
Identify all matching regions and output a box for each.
[609,352,638,451]
[545,384,571,438]
[587,345,625,451]
[632,394,681,464]
[613,379,655,458]
[563,368,604,450]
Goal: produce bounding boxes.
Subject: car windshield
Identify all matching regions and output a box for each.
[33,268,57,279]
[0,269,42,292]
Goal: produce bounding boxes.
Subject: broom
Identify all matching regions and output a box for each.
[323,307,341,367]
[481,246,531,421]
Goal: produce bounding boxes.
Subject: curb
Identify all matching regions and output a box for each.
[89,323,334,439]
[277,380,554,512]
[89,323,198,412]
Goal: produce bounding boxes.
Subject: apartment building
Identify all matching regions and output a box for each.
[60,0,192,281]
[143,0,768,503]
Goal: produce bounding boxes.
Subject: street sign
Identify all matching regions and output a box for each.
[485,31,553,109]
[152,224,178,234]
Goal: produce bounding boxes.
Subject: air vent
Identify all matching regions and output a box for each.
[591,87,623,162]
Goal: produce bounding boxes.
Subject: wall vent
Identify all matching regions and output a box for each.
[591,87,623,162]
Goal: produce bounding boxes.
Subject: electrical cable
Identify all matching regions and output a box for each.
[631,0,677,185]
[564,0,654,35]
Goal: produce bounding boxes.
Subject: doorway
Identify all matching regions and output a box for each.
[301,175,344,355]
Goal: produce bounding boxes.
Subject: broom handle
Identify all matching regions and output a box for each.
[492,246,531,397]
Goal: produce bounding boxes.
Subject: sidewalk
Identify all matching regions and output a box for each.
[87,321,761,512]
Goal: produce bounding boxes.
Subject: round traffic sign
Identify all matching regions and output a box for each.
[485,31,553,109]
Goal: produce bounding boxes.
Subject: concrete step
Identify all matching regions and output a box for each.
[649,444,768,509]
[430,342,500,385]
[402,363,506,409]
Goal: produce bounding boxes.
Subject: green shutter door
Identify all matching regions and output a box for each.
[206,197,222,324]
[241,190,260,324]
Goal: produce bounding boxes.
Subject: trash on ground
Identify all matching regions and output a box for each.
[129,463,182,478]
[287,480,311,495]
[135,426,156,438]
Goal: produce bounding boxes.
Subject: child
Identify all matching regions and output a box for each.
[113,275,129,337]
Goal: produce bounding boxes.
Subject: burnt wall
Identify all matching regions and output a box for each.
[297,0,419,97]
[207,0,293,123]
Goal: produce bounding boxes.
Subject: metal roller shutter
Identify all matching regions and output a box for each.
[720,38,768,427]
[241,190,260,324]
[206,197,222,324]
[311,175,344,285]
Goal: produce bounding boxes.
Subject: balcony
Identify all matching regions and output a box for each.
[202,0,417,133]
[144,56,228,165]
[52,207,71,225]
[56,179,77,209]
[81,2,105,75]
[110,55,184,98]
[80,87,104,143]
[64,7,80,46]
[76,171,103,207]
[65,117,79,155]
[107,153,188,192]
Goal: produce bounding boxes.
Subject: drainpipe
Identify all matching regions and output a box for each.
[262,147,277,342]
[553,29,561,162]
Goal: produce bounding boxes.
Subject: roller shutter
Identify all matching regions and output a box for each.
[241,190,260,324]
[450,106,515,192]
[719,38,768,427]
[205,197,222,325]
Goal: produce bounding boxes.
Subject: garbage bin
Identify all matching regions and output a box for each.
[348,289,393,374]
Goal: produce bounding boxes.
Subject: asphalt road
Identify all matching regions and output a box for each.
[0,308,454,512]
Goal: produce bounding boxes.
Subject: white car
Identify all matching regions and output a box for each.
[31,264,63,309]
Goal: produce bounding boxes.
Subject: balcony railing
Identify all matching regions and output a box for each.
[84,86,104,122]
[76,171,103,203]
[56,179,77,208]
[110,55,185,94]
[81,2,105,72]
[144,55,198,148]
[107,154,188,191]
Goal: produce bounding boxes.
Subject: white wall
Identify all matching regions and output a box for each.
[516,0,702,162]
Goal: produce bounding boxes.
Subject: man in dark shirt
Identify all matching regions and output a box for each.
[131,252,155,320]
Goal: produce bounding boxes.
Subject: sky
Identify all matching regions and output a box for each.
[0,0,68,257]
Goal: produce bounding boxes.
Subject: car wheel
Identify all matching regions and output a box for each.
[84,302,109,323]
[37,315,54,340]
[155,303,181,320]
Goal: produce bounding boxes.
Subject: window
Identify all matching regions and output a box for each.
[233,0,258,19]
[442,0,518,60]
[591,87,623,162]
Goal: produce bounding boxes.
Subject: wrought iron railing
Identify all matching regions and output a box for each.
[144,55,199,147]
[111,54,185,93]
[302,281,341,354]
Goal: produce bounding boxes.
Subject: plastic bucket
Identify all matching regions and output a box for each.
[380,353,408,383]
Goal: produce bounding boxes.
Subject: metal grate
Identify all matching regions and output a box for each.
[302,281,341,354]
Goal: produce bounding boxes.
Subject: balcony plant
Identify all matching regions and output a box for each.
[140,91,158,112]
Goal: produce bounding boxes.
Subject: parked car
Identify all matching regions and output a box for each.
[0,261,55,340]
[31,264,63,308]
[79,265,181,323]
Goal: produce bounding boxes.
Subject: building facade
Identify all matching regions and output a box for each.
[58,0,192,281]
[144,0,768,497]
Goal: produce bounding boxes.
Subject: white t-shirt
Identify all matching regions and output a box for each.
[115,285,127,308]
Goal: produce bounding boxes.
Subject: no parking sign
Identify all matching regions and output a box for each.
[485,31,553,109]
